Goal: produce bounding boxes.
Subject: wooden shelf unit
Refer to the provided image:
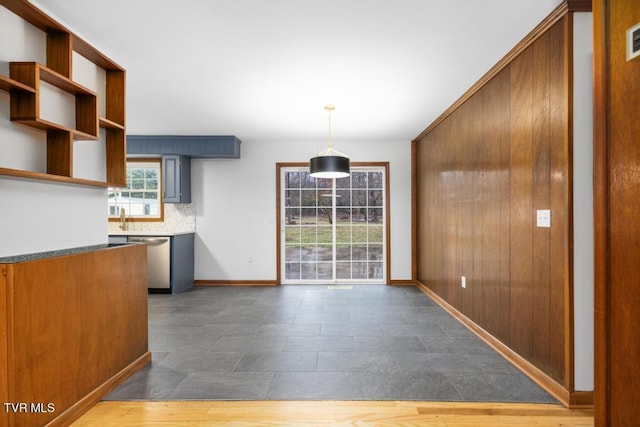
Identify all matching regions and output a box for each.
[0,0,126,187]
[0,75,36,93]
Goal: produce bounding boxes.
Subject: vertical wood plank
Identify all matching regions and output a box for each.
[592,0,608,419]
[46,31,72,78]
[416,135,429,287]
[105,70,126,125]
[481,77,503,338]
[548,17,569,386]
[105,70,126,187]
[459,102,474,317]
[76,94,99,138]
[497,68,512,345]
[106,128,126,187]
[531,28,552,373]
[449,116,463,308]
[435,126,445,297]
[0,265,9,427]
[471,92,485,323]
[509,47,535,360]
[47,130,73,177]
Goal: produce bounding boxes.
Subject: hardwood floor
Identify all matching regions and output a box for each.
[71,401,594,426]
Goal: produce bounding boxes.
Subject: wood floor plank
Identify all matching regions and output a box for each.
[71,401,594,427]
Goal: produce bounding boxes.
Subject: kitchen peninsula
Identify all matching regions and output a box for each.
[0,243,149,427]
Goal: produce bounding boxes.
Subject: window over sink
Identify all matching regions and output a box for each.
[108,159,164,221]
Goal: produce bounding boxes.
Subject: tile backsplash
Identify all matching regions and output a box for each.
[108,203,196,233]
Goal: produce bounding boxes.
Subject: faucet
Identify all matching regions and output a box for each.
[119,208,128,230]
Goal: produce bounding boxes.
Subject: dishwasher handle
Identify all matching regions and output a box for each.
[128,237,169,246]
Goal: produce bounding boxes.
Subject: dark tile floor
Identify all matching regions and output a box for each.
[105,285,557,402]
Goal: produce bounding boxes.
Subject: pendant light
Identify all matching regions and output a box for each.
[310,104,350,178]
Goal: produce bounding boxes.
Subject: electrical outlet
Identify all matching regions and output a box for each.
[536,209,551,228]
[461,276,466,289]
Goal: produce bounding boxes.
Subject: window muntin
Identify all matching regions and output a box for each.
[282,166,386,284]
[108,160,162,220]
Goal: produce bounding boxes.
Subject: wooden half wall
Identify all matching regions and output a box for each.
[412,2,588,403]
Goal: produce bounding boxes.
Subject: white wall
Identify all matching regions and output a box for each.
[572,12,594,392]
[0,5,108,258]
[192,138,412,282]
[0,177,107,257]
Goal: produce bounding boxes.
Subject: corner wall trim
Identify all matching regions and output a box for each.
[47,351,151,427]
[415,282,593,409]
[195,280,279,287]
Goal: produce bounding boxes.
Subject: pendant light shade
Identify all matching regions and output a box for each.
[309,105,350,178]
[310,154,350,178]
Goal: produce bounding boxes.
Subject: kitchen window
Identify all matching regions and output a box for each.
[108,159,164,221]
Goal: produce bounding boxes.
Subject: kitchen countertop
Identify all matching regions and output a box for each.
[109,230,195,236]
[0,243,134,264]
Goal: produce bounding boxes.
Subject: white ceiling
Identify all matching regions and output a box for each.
[33,0,563,142]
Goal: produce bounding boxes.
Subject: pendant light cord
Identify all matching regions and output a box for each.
[325,104,334,154]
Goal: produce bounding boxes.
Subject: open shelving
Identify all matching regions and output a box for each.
[0,0,126,188]
[0,75,36,93]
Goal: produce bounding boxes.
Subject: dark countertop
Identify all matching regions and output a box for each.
[0,243,135,264]
[109,231,195,236]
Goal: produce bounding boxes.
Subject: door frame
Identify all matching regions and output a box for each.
[276,162,391,285]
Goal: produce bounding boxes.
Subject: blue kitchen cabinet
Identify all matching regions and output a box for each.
[163,155,191,203]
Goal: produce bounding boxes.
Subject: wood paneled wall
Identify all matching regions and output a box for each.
[594,0,640,425]
[414,17,571,386]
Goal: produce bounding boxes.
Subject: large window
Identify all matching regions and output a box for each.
[279,164,387,284]
[108,160,163,221]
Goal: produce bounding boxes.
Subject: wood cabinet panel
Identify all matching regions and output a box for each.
[414,17,571,387]
[1,244,149,427]
[0,265,8,427]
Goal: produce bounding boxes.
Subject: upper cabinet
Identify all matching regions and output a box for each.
[0,1,126,188]
[127,135,241,158]
[163,155,191,203]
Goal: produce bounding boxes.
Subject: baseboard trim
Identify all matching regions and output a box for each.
[195,280,414,287]
[195,280,279,287]
[47,351,152,427]
[415,282,593,409]
[569,390,595,408]
[389,280,416,286]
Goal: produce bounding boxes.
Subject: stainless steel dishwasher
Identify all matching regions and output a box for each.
[128,236,171,289]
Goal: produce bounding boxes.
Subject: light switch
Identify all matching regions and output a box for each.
[627,22,640,61]
[536,209,551,228]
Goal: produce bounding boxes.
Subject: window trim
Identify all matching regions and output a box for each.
[108,157,165,223]
[276,162,391,285]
